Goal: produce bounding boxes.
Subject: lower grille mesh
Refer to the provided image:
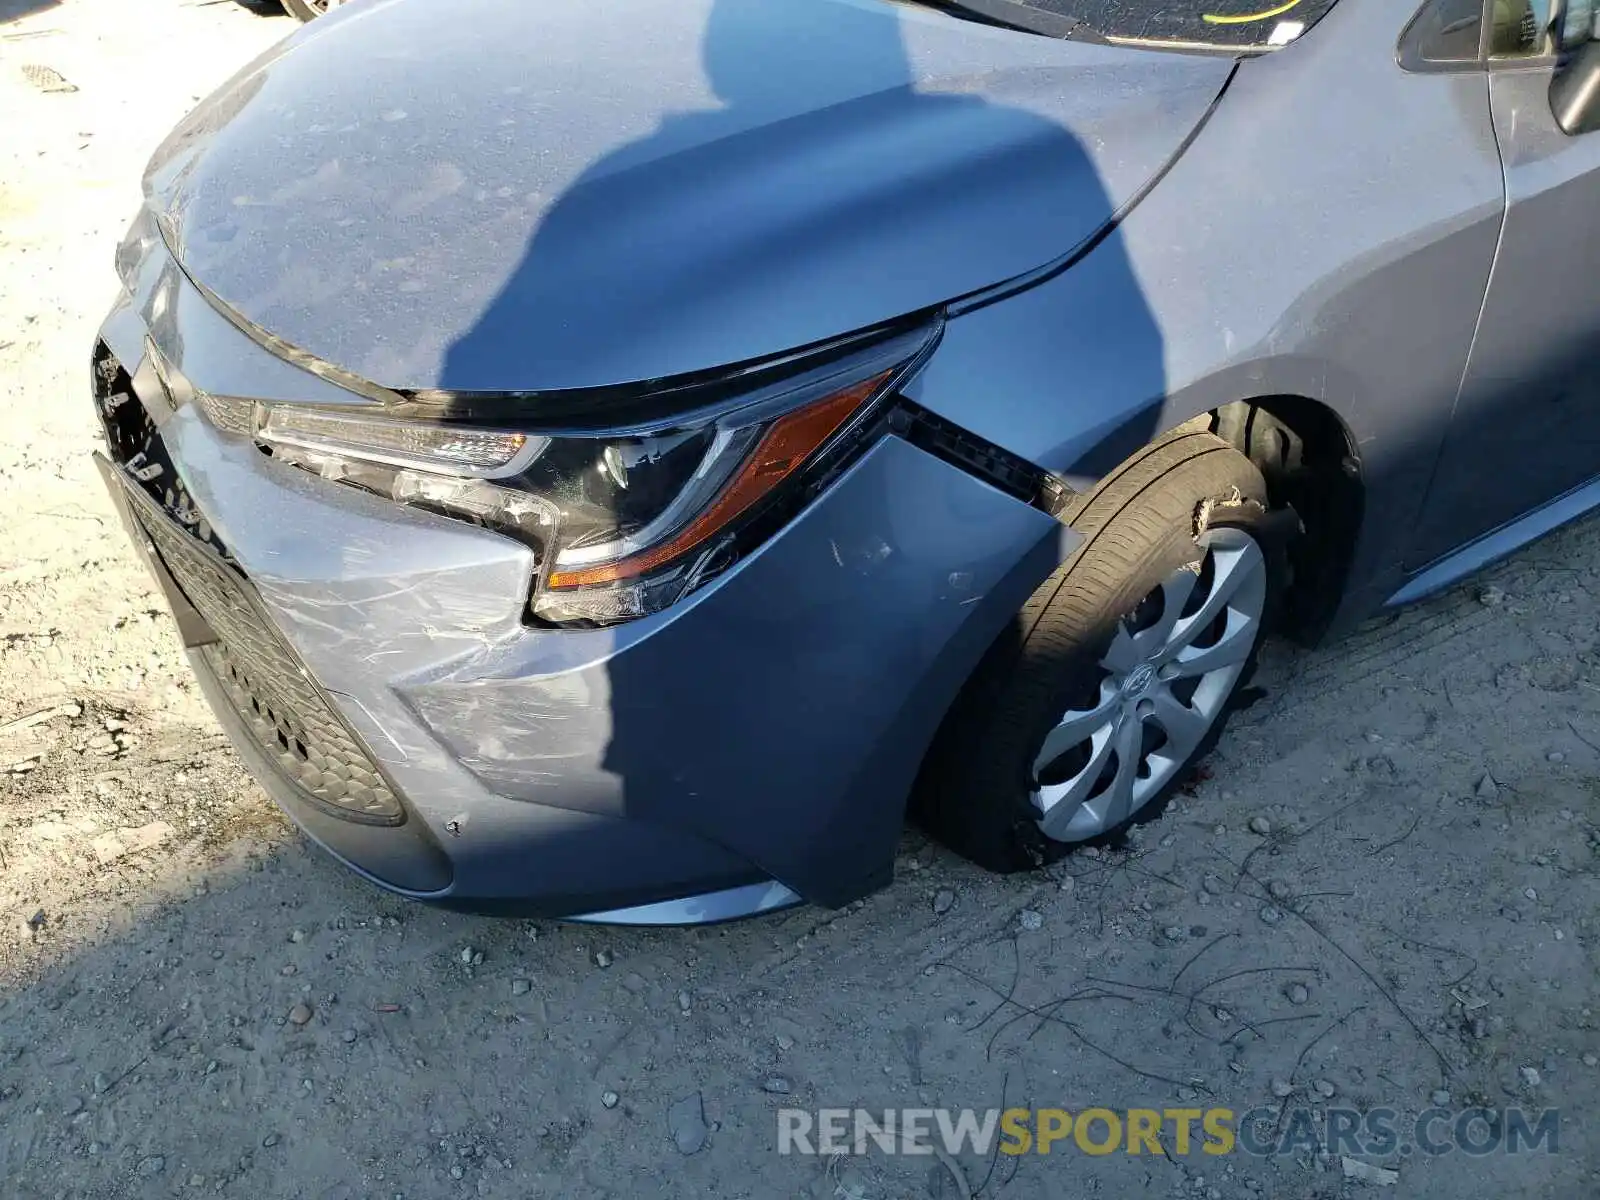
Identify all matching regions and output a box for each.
[125,476,403,826]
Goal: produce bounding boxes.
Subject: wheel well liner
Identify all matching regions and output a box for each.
[1209,396,1363,643]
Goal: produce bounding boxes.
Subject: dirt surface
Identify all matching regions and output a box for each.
[1,2,1597,1197]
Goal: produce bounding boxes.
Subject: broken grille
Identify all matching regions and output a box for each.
[96,345,403,826]
[130,477,404,826]
[95,341,231,557]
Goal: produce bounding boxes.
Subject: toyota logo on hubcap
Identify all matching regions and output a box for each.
[1123,663,1157,696]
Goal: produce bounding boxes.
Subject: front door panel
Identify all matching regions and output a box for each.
[1409,64,1600,568]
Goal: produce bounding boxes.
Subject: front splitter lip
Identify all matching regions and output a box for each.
[567,881,804,926]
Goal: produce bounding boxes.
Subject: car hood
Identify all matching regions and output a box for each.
[144,0,1230,395]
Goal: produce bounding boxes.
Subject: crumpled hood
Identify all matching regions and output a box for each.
[145,0,1230,394]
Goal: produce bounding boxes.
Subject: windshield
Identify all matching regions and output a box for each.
[927,0,1344,49]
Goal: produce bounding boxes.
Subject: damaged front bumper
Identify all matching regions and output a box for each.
[93,252,1077,920]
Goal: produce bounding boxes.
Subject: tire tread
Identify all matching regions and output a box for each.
[915,429,1272,871]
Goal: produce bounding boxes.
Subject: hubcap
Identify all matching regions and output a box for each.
[1031,526,1267,843]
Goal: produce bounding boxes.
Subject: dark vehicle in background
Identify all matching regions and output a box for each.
[235,0,341,22]
[282,0,341,19]
[242,0,341,21]
[96,0,1600,922]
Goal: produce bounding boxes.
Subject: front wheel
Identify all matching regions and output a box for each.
[915,427,1281,872]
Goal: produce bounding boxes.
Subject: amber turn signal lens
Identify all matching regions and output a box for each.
[546,371,891,589]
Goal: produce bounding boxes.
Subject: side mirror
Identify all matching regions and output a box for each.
[1551,0,1600,134]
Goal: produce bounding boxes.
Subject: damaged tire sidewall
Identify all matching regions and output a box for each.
[1011,479,1286,864]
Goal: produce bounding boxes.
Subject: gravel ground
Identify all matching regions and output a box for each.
[1,2,1597,1197]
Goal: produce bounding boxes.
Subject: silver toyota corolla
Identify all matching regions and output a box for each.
[94,0,1600,921]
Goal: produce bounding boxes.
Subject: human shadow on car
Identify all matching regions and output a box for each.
[439,0,1166,912]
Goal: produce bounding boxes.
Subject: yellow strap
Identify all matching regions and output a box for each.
[1202,0,1304,26]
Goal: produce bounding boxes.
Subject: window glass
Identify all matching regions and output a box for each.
[1004,1,1343,50]
[1488,0,1548,56]
[1408,0,1486,62]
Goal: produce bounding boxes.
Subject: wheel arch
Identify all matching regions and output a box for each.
[1062,386,1366,646]
[1205,394,1365,644]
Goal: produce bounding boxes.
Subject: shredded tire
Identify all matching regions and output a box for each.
[913,427,1280,872]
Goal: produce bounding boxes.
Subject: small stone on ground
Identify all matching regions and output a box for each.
[668,1092,709,1155]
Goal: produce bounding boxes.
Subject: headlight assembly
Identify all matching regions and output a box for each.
[230,324,939,626]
